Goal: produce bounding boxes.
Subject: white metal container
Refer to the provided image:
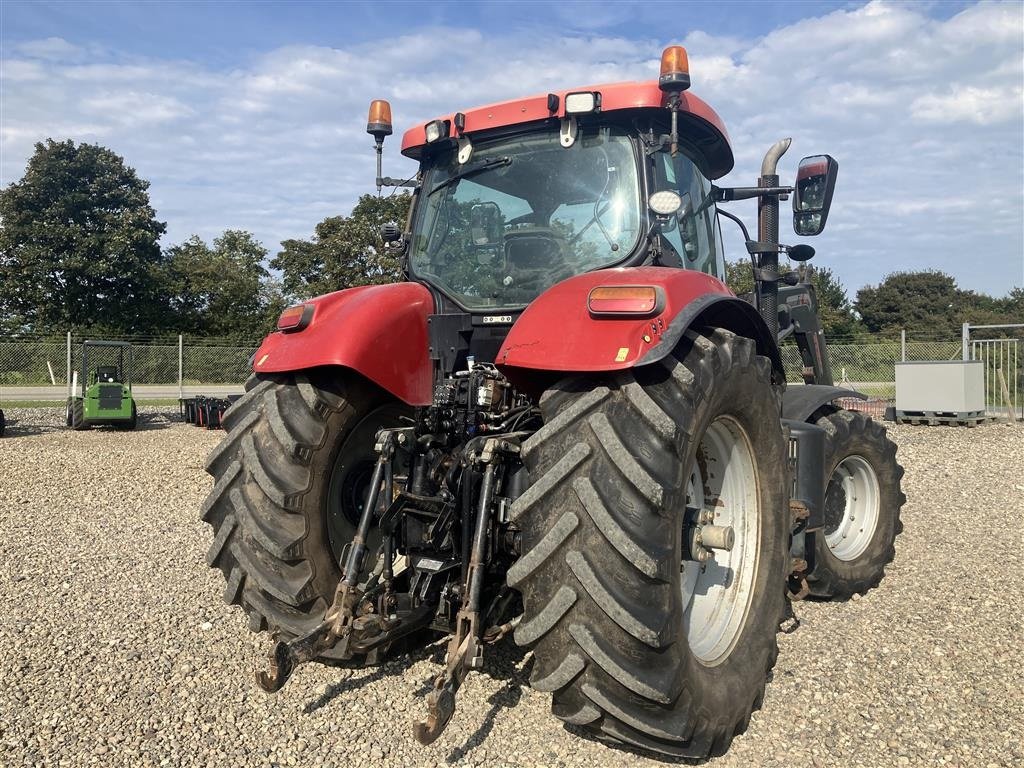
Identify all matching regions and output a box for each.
[895,360,984,414]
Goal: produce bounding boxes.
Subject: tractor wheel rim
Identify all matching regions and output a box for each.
[823,454,880,561]
[326,404,408,566]
[681,416,761,667]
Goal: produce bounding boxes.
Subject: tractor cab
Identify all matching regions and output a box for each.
[66,340,138,431]
[395,79,733,324]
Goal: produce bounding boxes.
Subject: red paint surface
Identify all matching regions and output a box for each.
[401,80,730,164]
[496,267,733,373]
[252,282,434,406]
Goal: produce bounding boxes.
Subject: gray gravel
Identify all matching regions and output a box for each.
[1,408,1021,767]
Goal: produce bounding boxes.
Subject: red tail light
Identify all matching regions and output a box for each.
[588,286,663,317]
[277,303,314,332]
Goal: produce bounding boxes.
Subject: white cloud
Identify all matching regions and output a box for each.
[12,37,84,60]
[911,86,1024,124]
[0,2,1021,297]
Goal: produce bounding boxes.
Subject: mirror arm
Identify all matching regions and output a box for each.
[714,185,793,202]
[378,176,419,189]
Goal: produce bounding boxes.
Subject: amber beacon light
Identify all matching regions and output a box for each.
[659,45,691,93]
[366,99,393,139]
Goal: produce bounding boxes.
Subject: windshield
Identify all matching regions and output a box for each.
[409,126,641,309]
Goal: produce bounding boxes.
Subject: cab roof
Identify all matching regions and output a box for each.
[400,80,734,179]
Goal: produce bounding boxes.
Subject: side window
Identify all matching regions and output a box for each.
[654,153,720,279]
[712,214,725,279]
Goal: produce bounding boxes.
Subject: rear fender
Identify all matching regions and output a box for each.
[496,267,783,389]
[253,282,434,406]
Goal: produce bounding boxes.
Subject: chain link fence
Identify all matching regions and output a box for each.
[0,333,259,395]
[1,327,1019,418]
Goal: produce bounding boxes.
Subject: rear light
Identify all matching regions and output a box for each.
[588,286,663,316]
[277,303,314,332]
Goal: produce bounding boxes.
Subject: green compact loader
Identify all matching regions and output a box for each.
[66,340,137,430]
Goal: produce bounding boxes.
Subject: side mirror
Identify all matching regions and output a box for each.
[787,244,815,262]
[793,155,838,236]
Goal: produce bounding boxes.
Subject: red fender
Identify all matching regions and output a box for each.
[253,283,434,406]
[496,266,780,383]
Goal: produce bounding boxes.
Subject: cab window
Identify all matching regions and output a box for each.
[652,152,721,278]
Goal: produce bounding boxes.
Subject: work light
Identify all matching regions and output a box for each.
[424,120,449,143]
[564,91,599,114]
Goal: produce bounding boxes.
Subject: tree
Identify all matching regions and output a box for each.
[162,230,282,339]
[0,139,167,333]
[272,193,411,300]
[724,258,861,338]
[854,271,963,336]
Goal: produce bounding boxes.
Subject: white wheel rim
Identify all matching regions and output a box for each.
[824,455,880,561]
[681,416,760,667]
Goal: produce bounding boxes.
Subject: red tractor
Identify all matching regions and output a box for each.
[202,46,904,757]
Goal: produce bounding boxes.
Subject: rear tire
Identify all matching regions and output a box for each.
[512,329,788,758]
[807,409,905,599]
[201,369,410,660]
[69,399,89,431]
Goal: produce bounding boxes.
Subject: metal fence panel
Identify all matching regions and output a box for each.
[0,328,1020,421]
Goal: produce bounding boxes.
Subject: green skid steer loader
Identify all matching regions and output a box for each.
[66,340,138,431]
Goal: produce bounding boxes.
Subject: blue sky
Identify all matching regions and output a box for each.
[2,0,1021,298]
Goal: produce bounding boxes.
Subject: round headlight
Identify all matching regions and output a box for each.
[649,190,683,216]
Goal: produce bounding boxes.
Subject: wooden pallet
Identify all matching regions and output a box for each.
[895,410,994,427]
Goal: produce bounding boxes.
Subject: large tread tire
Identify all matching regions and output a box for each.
[807,409,905,600]
[70,399,89,431]
[512,328,789,759]
[201,369,401,661]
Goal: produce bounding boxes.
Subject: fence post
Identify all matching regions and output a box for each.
[178,334,184,400]
[961,323,970,361]
[66,331,72,398]
[901,329,906,362]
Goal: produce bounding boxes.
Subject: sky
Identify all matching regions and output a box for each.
[1,0,1022,298]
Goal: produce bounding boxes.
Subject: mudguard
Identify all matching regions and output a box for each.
[253,282,434,406]
[496,266,783,383]
[782,384,865,423]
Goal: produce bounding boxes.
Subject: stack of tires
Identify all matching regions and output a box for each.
[180,395,241,430]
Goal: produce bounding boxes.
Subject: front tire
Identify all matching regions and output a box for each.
[201,370,408,659]
[69,399,89,431]
[807,409,905,599]
[512,329,788,758]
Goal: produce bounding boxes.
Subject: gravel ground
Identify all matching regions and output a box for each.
[1,406,1021,767]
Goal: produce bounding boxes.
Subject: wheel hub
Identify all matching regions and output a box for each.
[326,404,409,565]
[681,416,761,667]
[823,455,880,561]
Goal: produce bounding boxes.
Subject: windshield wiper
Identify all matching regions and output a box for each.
[428,156,513,197]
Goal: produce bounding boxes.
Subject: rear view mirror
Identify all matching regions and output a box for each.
[470,202,502,246]
[793,155,838,236]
